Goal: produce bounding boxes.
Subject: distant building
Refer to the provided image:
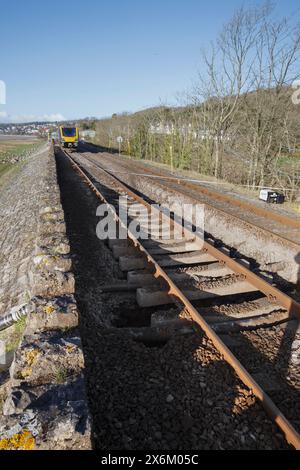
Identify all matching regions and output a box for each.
[81,130,96,139]
[149,121,231,141]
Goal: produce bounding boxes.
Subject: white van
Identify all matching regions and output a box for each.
[259,189,284,204]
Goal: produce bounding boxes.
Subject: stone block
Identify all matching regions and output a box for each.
[25,296,78,334]
[9,330,84,387]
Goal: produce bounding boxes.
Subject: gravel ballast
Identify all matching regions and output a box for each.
[56,149,291,450]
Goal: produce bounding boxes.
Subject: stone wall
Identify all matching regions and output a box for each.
[0,144,91,450]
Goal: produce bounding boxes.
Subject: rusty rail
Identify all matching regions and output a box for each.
[75,151,300,319]
[84,146,300,248]
[62,148,300,450]
[156,170,300,230]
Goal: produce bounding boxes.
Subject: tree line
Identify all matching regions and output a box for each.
[89,3,300,200]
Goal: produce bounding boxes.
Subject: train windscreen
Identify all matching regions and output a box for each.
[62,127,77,137]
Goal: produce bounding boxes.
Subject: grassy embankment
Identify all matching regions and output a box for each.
[0,139,42,185]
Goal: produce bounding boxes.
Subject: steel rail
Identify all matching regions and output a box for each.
[62,148,300,449]
[141,165,300,230]
[84,147,300,248]
[74,150,300,318]
[117,145,300,230]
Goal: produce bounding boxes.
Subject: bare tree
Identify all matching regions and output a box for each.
[191,4,269,177]
[191,3,300,185]
[93,3,300,196]
[240,12,300,188]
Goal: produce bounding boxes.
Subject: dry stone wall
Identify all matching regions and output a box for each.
[0,144,91,450]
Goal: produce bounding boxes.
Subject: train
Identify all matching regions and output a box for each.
[58,126,79,148]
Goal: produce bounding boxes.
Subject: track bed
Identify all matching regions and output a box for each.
[55,147,300,449]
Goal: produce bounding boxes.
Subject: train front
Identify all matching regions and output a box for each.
[59,126,79,148]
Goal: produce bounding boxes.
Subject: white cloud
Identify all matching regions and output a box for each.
[0,113,66,123]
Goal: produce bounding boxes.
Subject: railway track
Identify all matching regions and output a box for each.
[81,142,300,248]
[60,147,300,449]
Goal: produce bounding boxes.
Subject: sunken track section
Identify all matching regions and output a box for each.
[62,147,300,449]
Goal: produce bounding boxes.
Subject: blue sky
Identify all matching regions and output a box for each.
[0,0,299,122]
